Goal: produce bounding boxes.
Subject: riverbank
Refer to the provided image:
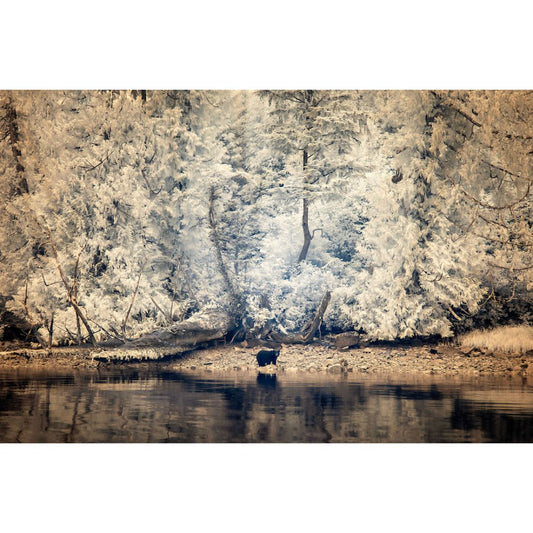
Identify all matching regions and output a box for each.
[1,340,531,377]
[164,342,532,377]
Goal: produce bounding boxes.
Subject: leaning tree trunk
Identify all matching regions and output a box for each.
[270,291,331,344]
[41,225,97,345]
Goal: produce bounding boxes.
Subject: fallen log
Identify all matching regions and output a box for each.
[91,309,231,361]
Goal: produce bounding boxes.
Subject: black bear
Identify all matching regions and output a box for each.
[256,349,280,367]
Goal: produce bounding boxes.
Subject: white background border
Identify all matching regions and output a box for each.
[2,2,532,531]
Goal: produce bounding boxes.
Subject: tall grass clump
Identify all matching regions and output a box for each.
[459,325,533,354]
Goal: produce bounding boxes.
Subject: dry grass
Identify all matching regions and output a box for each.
[459,325,533,354]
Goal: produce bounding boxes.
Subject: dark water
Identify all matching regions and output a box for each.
[1,368,533,442]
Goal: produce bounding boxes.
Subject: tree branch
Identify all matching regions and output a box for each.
[121,261,146,335]
[448,175,531,211]
[81,150,115,173]
[482,160,522,180]
[39,222,96,345]
[440,98,482,127]
[488,262,533,271]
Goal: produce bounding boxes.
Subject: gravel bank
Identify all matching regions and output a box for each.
[0,344,99,370]
[164,343,532,377]
[1,341,531,377]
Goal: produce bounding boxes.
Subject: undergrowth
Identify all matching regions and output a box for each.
[459,325,533,354]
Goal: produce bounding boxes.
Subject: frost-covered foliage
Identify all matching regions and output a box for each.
[435,91,533,295]
[329,92,488,339]
[2,91,192,342]
[0,90,531,344]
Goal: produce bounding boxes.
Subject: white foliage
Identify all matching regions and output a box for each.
[1,90,531,344]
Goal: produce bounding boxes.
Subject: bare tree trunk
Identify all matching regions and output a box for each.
[46,313,54,350]
[2,97,29,194]
[297,197,312,263]
[297,149,313,263]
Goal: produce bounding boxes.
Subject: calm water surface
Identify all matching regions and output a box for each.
[1,368,533,442]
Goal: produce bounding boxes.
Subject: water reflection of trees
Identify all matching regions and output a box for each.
[451,399,533,442]
[0,370,532,442]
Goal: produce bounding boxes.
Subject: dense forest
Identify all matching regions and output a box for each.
[0,90,531,349]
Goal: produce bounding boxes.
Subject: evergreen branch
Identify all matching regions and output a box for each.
[121,260,146,335]
[437,96,482,127]
[141,170,162,195]
[448,174,531,211]
[471,231,533,247]
[488,262,533,271]
[435,206,532,250]
[81,150,115,173]
[149,295,173,325]
[41,273,61,287]
[477,212,511,229]
[436,92,533,141]
[496,132,533,142]
[261,90,306,105]
[482,160,522,180]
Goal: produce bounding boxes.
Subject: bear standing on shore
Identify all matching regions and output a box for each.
[256,349,280,367]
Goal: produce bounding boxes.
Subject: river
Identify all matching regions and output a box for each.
[1,367,532,442]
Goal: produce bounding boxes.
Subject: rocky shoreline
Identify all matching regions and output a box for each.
[0,340,531,378]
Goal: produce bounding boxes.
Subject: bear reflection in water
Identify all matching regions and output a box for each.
[256,372,277,389]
